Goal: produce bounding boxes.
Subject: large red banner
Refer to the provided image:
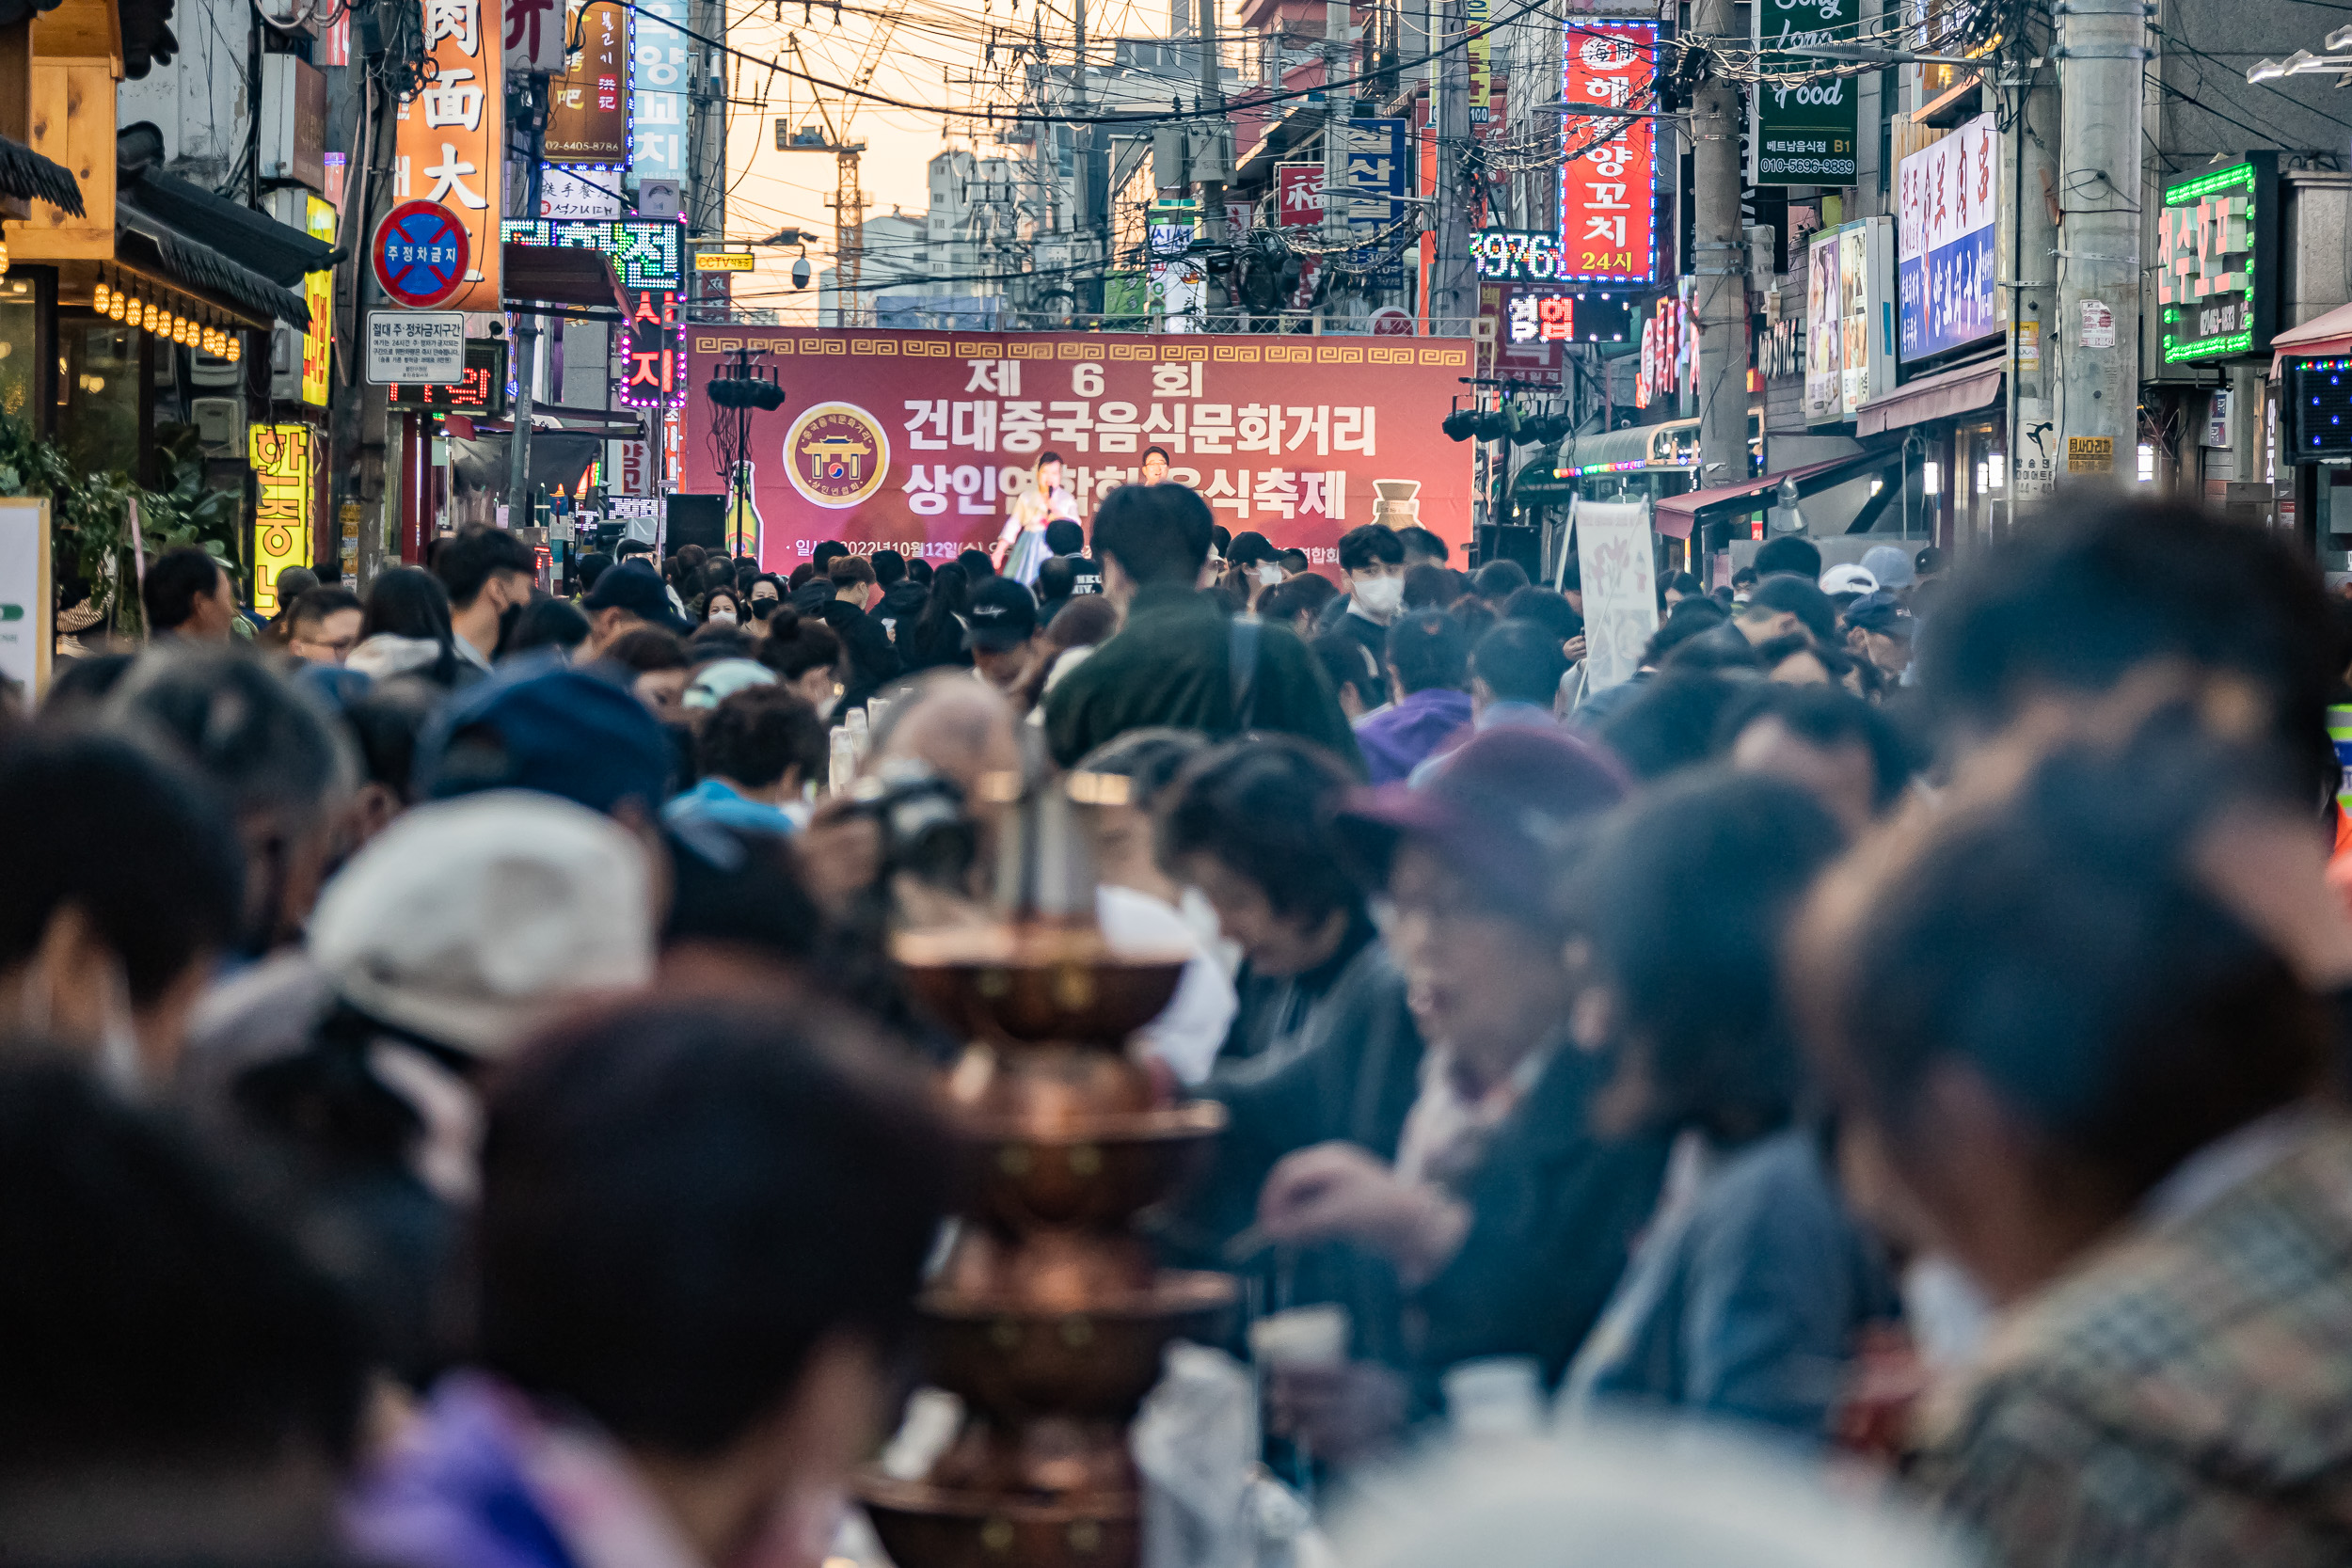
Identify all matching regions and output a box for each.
[680,327,1474,569]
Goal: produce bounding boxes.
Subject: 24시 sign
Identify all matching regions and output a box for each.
[680,329,1474,569]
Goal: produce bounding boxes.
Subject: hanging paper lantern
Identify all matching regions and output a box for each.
[94,280,112,313]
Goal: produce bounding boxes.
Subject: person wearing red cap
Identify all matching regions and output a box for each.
[1248,726,1671,1459]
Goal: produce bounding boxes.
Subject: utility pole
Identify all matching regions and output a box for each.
[1322,0,1349,323]
[2053,0,2146,485]
[1073,0,1097,309]
[1196,0,1228,242]
[1690,0,1747,491]
[508,85,548,531]
[1429,0,1472,332]
[2004,55,2058,528]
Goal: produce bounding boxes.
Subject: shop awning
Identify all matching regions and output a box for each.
[501,243,628,316]
[116,201,310,330]
[120,165,333,287]
[0,135,82,215]
[1852,354,2004,437]
[2270,300,2352,373]
[1558,421,1686,474]
[1653,446,1903,539]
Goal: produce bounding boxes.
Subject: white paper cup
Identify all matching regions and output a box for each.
[1249,1304,1351,1370]
[1442,1356,1544,1437]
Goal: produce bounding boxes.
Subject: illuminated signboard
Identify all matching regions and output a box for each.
[1556,21,1660,286]
[615,288,683,408]
[546,0,630,166]
[1896,114,1998,364]
[389,0,501,311]
[249,424,313,615]
[386,339,511,412]
[2286,356,2352,459]
[1471,229,1567,281]
[301,195,335,406]
[499,218,683,290]
[2159,154,2279,364]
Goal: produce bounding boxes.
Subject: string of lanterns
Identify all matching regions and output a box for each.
[89,267,243,362]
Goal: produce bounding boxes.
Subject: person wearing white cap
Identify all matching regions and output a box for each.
[192,791,657,1378]
[1818,562,1879,598]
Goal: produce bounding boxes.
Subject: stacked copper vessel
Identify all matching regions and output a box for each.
[859,921,1235,1568]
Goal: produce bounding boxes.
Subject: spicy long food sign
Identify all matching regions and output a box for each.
[681,329,1472,568]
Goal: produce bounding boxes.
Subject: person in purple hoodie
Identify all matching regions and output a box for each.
[345,989,948,1568]
[1354,610,1475,785]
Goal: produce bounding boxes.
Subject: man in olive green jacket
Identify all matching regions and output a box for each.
[1044,484,1362,773]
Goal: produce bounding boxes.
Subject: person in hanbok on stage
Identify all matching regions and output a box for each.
[995,452,1082,586]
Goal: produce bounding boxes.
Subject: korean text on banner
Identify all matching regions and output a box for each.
[1751,0,1859,184]
[1572,497,1658,690]
[681,329,1474,568]
[547,0,630,166]
[249,426,315,615]
[1896,112,2000,363]
[1557,22,1661,285]
[632,0,688,184]
[392,0,502,312]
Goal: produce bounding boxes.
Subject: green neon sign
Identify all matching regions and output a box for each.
[2158,154,2275,364]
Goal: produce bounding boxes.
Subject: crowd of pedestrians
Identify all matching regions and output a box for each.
[7,483,2352,1568]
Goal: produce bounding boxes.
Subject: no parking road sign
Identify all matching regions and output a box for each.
[373,200,473,309]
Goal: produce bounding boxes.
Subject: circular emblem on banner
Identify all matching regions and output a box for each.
[373,200,471,309]
[784,402,890,509]
[1368,307,1416,336]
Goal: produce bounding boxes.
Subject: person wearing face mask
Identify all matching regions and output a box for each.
[700,586,744,631]
[436,528,538,673]
[0,731,246,1087]
[1224,531,1285,611]
[741,573,786,640]
[994,452,1081,586]
[1318,525,1407,710]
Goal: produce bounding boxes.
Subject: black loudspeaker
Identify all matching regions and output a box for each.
[667,494,726,553]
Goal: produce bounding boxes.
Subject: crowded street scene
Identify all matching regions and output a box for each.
[10,0,2352,1553]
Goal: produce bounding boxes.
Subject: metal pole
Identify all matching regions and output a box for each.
[1322,0,1349,326]
[1197,0,1228,243]
[508,81,548,530]
[2053,0,2146,487]
[1690,0,1746,494]
[1430,0,1472,333]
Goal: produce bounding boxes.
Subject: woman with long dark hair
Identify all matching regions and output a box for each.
[901,561,975,672]
[347,567,473,687]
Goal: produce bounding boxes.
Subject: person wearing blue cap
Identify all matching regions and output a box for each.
[413,663,675,820]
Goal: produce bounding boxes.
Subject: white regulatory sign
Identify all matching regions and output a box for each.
[365,311,468,384]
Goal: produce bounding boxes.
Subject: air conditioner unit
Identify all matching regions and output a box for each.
[189,346,241,388]
[192,398,246,455]
[269,322,303,402]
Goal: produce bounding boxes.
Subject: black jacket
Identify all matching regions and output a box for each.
[818,596,903,710]
[871,579,930,655]
[1043,586,1362,771]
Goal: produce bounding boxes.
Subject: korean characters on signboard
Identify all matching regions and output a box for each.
[392,0,502,310]
[1556,21,1659,286]
[1895,113,2000,363]
[547,0,631,166]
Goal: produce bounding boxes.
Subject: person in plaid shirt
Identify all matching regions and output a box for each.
[1798,725,2352,1568]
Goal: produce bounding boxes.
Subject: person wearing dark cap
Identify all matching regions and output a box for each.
[1224,531,1284,610]
[1752,535,1823,581]
[965,576,1044,699]
[1248,726,1668,1458]
[580,561,691,657]
[413,663,675,819]
[1842,590,1915,685]
[1680,574,1838,671]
